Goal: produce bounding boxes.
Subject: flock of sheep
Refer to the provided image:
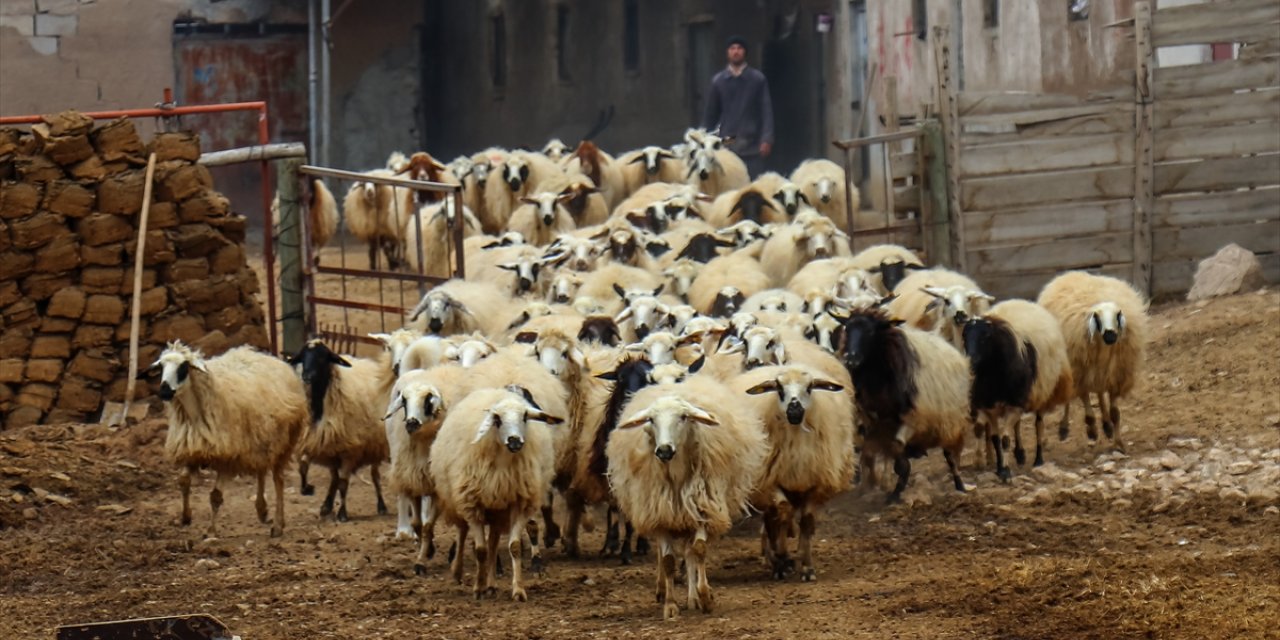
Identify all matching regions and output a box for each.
[145,129,1149,621]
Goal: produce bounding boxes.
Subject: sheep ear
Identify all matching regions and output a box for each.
[617,411,651,430]
[472,412,498,444]
[626,154,646,165]
[745,380,780,395]
[810,379,845,393]
[513,331,538,344]
[718,336,745,354]
[190,359,209,373]
[877,294,898,308]
[612,283,628,299]
[623,342,644,353]
[329,353,353,368]
[921,286,946,299]
[652,283,665,297]
[595,369,619,381]
[906,262,928,271]
[369,332,393,345]
[507,313,531,331]
[498,262,520,272]
[686,354,706,374]
[676,332,703,347]
[137,363,160,380]
[383,392,405,421]
[975,293,996,303]
[614,307,634,324]
[867,265,882,274]
[519,196,538,205]
[528,410,564,426]
[684,405,719,427]
[773,342,787,363]
[569,348,585,367]
[797,191,810,204]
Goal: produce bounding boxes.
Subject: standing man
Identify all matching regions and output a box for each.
[703,35,775,178]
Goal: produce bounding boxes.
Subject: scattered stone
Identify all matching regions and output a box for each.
[1158,451,1183,470]
[1218,487,1247,502]
[195,558,221,571]
[1187,243,1266,301]
[22,507,38,520]
[96,504,133,515]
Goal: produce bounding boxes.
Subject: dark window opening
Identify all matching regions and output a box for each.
[556,5,571,82]
[491,13,507,89]
[1069,0,1089,21]
[913,0,927,40]
[623,0,640,72]
[984,0,999,29]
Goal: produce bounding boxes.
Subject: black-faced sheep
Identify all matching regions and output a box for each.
[847,244,926,294]
[886,268,993,349]
[1037,271,1148,452]
[147,342,308,537]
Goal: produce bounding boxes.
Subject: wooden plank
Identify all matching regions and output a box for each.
[1153,252,1280,297]
[1155,188,1280,228]
[961,165,1134,210]
[1134,0,1155,297]
[934,25,966,271]
[1153,0,1280,47]
[961,109,1134,143]
[1154,154,1280,194]
[890,151,918,179]
[1152,219,1280,261]
[893,185,921,212]
[960,132,1132,177]
[958,86,1133,116]
[1153,89,1280,129]
[1155,121,1280,161]
[965,199,1134,248]
[967,232,1134,276]
[976,264,1135,301]
[1153,55,1280,98]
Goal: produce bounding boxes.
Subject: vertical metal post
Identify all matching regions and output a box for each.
[320,0,332,170]
[307,0,318,167]
[452,189,466,279]
[278,158,306,356]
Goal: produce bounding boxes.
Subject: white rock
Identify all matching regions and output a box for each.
[1158,451,1183,470]
[1219,487,1247,502]
[1187,243,1266,301]
[1228,461,1257,475]
[195,559,221,571]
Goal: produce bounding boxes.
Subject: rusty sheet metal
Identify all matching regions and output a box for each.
[173,34,308,225]
[57,614,235,640]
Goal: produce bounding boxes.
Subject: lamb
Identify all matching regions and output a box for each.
[838,308,971,502]
[790,158,857,231]
[384,363,473,573]
[687,252,772,316]
[557,174,609,227]
[343,169,413,270]
[412,197,482,277]
[147,342,308,537]
[847,244,926,294]
[407,279,508,337]
[743,288,805,314]
[760,213,852,287]
[469,243,555,297]
[483,151,566,234]
[614,287,673,341]
[287,340,392,522]
[885,268,992,348]
[620,146,686,194]
[963,300,1074,479]
[508,190,578,247]
[429,387,564,601]
[685,143,750,197]
[734,364,854,581]
[662,258,704,303]
[468,147,509,232]
[577,262,663,316]
[1037,271,1148,452]
[563,140,625,208]
[608,375,767,620]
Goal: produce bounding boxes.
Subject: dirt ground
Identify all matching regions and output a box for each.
[1,289,1278,639]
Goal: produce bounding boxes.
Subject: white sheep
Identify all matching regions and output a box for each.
[685,143,750,198]
[760,213,852,287]
[743,288,805,315]
[578,262,663,316]
[619,146,687,194]
[608,375,767,620]
[287,340,392,522]
[790,158,857,231]
[343,169,414,270]
[687,252,772,316]
[508,190,578,247]
[962,299,1074,478]
[468,243,555,298]
[407,279,509,336]
[483,150,566,233]
[662,258,704,303]
[885,268,991,348]
[1037,271,1148,451]
[468,147,509,233]
[734,364,854,581]
[429,387,563,601]
[149,342,308,537]
[411,197,483,278]
[542,138,570,161]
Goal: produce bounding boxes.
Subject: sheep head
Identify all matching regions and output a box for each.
[795,217,847,260]
[617,396,719,463]
[147,341,208,401]
[474,392,563,453]
[370,329,424,374]
[615,291,671,340]
[409,291,474,334]
[533,330,584,378]
[838,308,904,371]
[629,145,677,176]
[745,367,845,426]
[543,138,569,161]
[663,259,703,302]
[384,381,445,435]
[503,156,531,192]
[722,325,786,370]
[772,182,808,217]
[519,191,570,227]
[444,335,497,368]
[711,286,745,317]
[577,316,622,347]
[287,339,353,426]
[1087,301,1125,345]
[871,258,927,293]
[922,286,995,327]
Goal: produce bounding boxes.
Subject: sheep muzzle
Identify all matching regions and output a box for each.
[786,401,805,425]
[655,444,675,462]
[1102,330,1118,345]
[428,318,444,333]
[158,383,175,400]
[506,436,525,453]
[405,417,423,434]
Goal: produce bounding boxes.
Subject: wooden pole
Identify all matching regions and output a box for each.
[277,158,307,356]
[932,26,967,272]
[923,122,953,267]
[117,152,158,425]
[883,75,899,239]
[1132,1,1155,295]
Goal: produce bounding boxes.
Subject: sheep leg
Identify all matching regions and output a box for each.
[271,465,286,537]
[1099,392,1115,440]
[798,509,817,582]
[298,455,314,496]
[450,522,469,585]
[484,523,501,599]
[691,529,713,613]
[371,465,388,516]
[255,472,269,523]
[658,535,679,621]
[178,465,194,526]
[1013,413,1027,467]
[395,494,418,540]
[636,533,650,556]
[762,508,786,579]
[509,512,528,602]
[563,492,584,558]
[1083,392,1100,441]
[414,497,436,576]
[541,489,561,548]
[1109,394,1126,453]
[319,466,339,517]
[1033,412,1047,467]
[991,433,1012,483]
[367,243,379,271]
[206,472,226,539]
[620,520,636,566]
[601,506,620,556]
[469,520,489,598]
[526,514,545,575]
[1058,401,1072,442]
[335,465,353,523]
[887,455,911,504]
[855,448,879,495]
[943,448,966,492]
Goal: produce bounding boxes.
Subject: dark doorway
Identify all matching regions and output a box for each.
[687,20,715,127]
[761,14,817,175]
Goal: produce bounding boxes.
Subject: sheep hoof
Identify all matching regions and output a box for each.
[885,492,903,505]
[486,586,499,599]
[1014,447,1027,466]
[376,501,388,516]
[1034,452,1045,467]
[620,551,632,566]
[319,503,334,517]
[426,540,437,560]
[636,537,650,556]
[543,522,561,548]
[1001,436,1011,450]
[531,556,545,574]
[801,568,816,582]
[269,525,283,538]
[512,587,528,602]
[300,483,315,496]
[413,563,428,577]
[393,527,416,541]
[336,508,349,523]
[1084,417,1099,440]
[1057,425,1070,442]
[997,468,1013,484]
[1102,421,1115,439]
[180,514,192,527]
[663,603,680,621]
[495,557,505,577]
[697,590,714,614]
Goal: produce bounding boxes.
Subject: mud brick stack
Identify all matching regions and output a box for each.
[0,111,269,429]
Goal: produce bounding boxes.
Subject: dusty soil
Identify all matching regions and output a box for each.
[1,290,1278,639]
